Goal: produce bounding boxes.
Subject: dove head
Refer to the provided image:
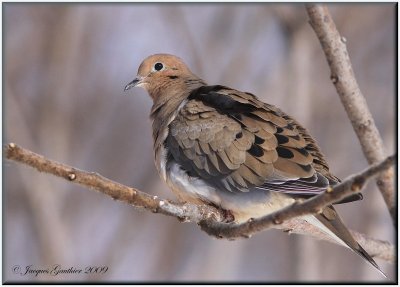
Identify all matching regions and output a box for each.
[125,54,204,101]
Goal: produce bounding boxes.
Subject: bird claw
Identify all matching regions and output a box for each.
[221,209,235,223]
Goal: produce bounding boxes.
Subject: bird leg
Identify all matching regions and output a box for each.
[207,203,235,223]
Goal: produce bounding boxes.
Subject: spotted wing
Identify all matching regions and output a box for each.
[166,85,361,202]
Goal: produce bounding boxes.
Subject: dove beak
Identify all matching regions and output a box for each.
[124,77,142,91]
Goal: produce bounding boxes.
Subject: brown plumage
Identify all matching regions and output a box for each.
[125,53,384,277]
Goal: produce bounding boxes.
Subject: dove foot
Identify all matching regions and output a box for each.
[219,207,235,223]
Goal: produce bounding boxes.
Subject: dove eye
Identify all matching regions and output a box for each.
[153,62,164,71]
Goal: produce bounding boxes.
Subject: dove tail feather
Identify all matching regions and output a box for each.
[304,210,386,278]
[353,244,387,278]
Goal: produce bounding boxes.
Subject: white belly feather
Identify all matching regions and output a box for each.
[163,159,296,223]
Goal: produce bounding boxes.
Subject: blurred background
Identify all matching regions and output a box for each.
[4,3,395,282]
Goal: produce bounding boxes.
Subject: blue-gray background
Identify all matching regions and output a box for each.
[4,3,395,282]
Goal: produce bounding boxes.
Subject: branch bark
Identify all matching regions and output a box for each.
[305,4,395,221]
[5,143,395,262]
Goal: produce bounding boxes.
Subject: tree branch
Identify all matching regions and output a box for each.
[5,143,395,262]
[4,143,223,223]
[305,4,396,221]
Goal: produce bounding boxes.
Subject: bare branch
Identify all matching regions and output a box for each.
[4,143,223,223]
[305,4,395,221]
[5,143,395,262]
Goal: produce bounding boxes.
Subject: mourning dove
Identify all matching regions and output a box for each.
[125,54,384,277]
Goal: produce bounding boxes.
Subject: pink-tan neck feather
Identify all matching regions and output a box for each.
[137,54,206,102]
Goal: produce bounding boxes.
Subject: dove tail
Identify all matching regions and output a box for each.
[353,244,387,278]
[304,207,386,278]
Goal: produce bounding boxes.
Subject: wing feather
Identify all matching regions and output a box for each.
[165,86,359,203]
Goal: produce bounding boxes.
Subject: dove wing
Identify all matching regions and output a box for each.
[167,85,361,202]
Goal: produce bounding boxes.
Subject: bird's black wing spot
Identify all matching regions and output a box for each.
[275,134,289,144]
[249,144,264,157]
[276,147,294,158]
[294,147,309,157]
[254,135,265,144]
[298,163,312,172]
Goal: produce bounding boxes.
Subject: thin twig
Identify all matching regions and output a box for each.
[4,143,395,262]
[305,4,395,221]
